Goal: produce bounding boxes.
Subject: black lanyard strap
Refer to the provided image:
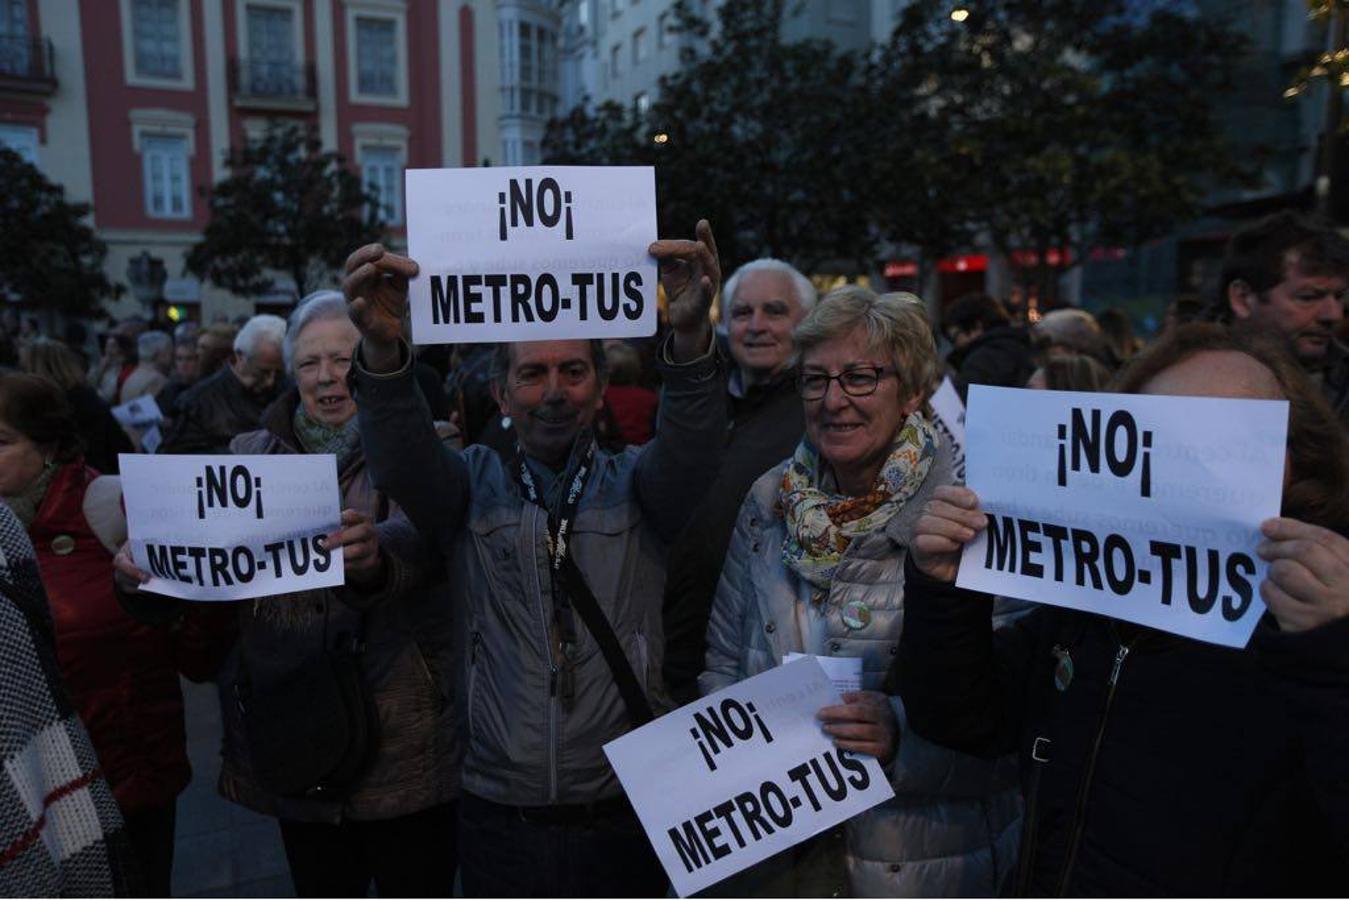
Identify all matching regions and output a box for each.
[511,437,654,729]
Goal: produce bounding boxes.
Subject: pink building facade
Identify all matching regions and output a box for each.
[0,0,499,321]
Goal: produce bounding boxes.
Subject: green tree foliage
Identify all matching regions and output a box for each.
[877,0,1250,300]
[548,0,1248,306]
[0,148,115,317]
[187,124,383,298]
[545,0,876,273]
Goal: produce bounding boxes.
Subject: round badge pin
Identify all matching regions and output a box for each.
[51,535,76,556]
[841,600,871,631]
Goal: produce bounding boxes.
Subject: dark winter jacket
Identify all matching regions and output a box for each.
[892,561,1349,896]
[662,364,805,703]
[216,393,460,823]
[65,384,133,474]
[1319,337,1349,428]
[948,325,1037,400]
[158,365,280,454]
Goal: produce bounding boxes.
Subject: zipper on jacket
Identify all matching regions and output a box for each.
[526,503,560,804]
[1056,637,1132,896]
[466,631,481,744]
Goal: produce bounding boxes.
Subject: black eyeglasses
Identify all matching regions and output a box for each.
[797,366,896,400]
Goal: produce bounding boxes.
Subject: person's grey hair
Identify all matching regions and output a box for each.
[489,340,609,388]
[284,291,349,373]
[1034,308,1103,356]
[234,313,287,361]
[719,258,817,325]
[793,286,938,403]
[137,330,172,361]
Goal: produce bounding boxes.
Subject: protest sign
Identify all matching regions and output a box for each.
[120,454,343,601]
[111,395,162,429]
[783,652,861,695]
[928,376,966,483]
[957,386,1288,647]
[405,166,658,345]
[604,658,894,897]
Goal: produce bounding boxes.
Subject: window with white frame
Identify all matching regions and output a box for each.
[0,124,38,164]
[632,27,646,64]
[141,134,191,219]
[634,92,649,117]
[244,3,298,95]
[657,12,669,49]
[132,0,182,78]
[355,15,398,97]
[0,0,29,76]
[361,145,402,225]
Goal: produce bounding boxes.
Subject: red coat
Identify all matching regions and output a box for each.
[30,463,228,814]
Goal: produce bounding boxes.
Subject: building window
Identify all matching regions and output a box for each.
[610,0,621,16]
[141,135,191,219]
[632,27,646,64]
[361,145,402,225]
[244,3,298,95]
[519,23,534,86]
[0,124,39,164]
[355,16,397,97]
[657,12,669,49]
[522,140,539,165]
[0,0,28,76]
[610,43,621,78]
[634,91,649,117]
[133,0,182,78]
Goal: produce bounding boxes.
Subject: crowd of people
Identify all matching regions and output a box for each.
[0,209,1345,898]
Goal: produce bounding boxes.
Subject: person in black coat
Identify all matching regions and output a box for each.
[943,293,1037,399]
[662,258,815,704]
[892,324,1349,895]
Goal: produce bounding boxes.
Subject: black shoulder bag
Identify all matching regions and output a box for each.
[513,438,653,729]
[234,495,388,798]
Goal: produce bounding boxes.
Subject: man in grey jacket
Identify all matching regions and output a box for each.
[342,221,723,897]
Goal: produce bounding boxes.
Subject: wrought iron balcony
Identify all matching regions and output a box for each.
[228,58,317,110]
[0,35,57,94]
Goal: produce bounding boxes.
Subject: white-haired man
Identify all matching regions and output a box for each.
[119,330,174,404]
[160,313,286,453]
[664,257,817,703]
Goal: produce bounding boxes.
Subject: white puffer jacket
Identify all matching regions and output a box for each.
[701,442,1022,897]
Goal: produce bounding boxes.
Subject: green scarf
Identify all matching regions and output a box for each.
[3,462,59,529]
[292,406,362,468]
[778,413,938,595]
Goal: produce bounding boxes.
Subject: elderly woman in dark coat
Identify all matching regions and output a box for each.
[117,291,459,898]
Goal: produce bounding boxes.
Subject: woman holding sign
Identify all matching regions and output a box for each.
[116,292,460,898]
[702,287,1023,896]
[895,324,1349,895]
[0,371,226,895]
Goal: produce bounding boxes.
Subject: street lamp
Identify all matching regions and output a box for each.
[951,8,970,22]
[653,132,670,145]
[126,251,167,311]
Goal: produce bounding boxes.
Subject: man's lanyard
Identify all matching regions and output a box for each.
[511,435,598,710]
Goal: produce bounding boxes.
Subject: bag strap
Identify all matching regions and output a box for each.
[559,554,653,728]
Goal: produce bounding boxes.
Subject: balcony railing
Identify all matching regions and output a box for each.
[228,58,317,109]
[0,34,57,94]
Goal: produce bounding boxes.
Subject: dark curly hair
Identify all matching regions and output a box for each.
[0,372,84,464]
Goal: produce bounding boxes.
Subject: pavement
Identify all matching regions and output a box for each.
[171,677,294,898]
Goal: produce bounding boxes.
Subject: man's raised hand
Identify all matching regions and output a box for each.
[343,244,417,371]
[649,219,719,360]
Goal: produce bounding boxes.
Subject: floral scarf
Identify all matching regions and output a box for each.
[778,412,938,595]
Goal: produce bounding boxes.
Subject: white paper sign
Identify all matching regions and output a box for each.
[405,166,659,345]
[120,454,343,601]
[783,652,862,695]
[957,386,1288,648]
[111,395,163,428]
[929,376,966,483]
[604,658,894,897]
